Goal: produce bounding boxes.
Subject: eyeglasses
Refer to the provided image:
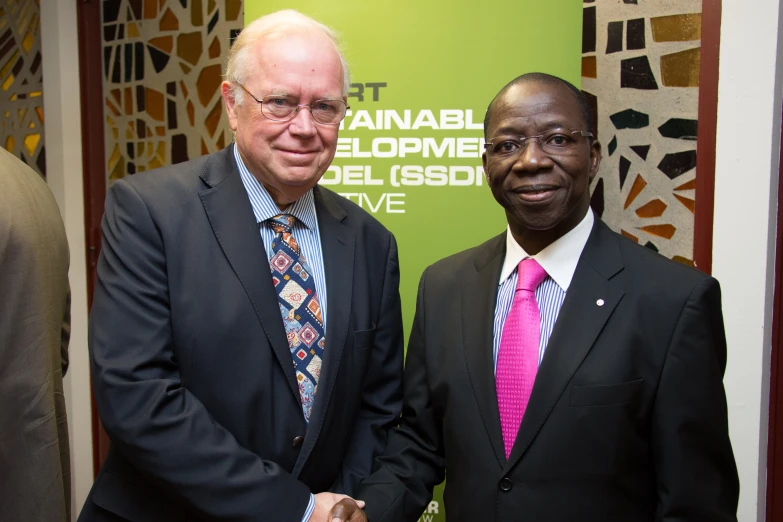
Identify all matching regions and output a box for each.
[237,84,350,125]
[484,130,593,159]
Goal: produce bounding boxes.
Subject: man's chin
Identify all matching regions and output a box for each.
[506,206,568,233]
[279,174,323,197]
[273,165,323,187]
[505,205,558,231]
[508,208,589,239]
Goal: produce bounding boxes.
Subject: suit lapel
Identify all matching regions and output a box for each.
[504,219,625,472]
[198,146,300,404]
[462,233,507,468]
[295,186,356,472]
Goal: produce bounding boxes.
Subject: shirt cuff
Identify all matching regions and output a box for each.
[301,493,316,522]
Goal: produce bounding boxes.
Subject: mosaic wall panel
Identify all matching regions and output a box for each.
[582,0,701,265]
[0,0,45,177]
[102,0,243,184]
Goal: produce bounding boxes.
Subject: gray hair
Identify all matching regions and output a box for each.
[225,10,351,104]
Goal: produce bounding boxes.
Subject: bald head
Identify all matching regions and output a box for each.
[483,73,593,139]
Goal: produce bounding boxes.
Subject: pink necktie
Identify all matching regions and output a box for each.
[496,258,548,459]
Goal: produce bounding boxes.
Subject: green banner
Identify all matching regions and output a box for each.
[244,3,582,520]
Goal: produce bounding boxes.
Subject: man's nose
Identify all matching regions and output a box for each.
[288,106,317,137]
[513,139,553,171]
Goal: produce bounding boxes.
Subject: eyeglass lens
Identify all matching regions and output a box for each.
[486,130,589,157]
[262,96,346,124]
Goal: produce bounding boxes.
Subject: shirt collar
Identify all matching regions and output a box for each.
[233,144,318,230]
[499,210,594,291]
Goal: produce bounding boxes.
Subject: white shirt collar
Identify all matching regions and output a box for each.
[233,144,317,230]
[499,210,594,291]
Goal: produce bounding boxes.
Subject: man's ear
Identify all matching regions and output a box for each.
[221,81,239,131]
[588,140,602,182]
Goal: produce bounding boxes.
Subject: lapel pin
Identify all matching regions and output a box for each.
[596,299,605,306]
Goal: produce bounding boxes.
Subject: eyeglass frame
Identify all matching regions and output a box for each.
[235,83,350,125]
[484,130,594,158]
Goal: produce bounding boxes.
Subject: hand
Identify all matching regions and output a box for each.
[312,493,365,522]
[328,497,368,522]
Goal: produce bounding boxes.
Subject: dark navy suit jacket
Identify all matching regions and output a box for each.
[80,146,404,521]
[359,219,738,522]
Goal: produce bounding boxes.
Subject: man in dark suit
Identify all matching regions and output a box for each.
[79,10,403,522]
[330,73,739,522]
[0,147,71,521]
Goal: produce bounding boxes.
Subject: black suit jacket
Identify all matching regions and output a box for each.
[80,146,404,521]
[359,219,738,522]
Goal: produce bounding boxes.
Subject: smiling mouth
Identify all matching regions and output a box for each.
[280,149,317,155]
[514,185,561,202]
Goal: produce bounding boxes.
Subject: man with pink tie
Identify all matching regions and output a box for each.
[331,72,739,522]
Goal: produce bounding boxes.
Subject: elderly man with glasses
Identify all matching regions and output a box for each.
[330,72,739,522]
[79,10,403,522]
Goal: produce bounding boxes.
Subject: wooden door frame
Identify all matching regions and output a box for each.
[765,73,783,522]
[693,0,721,274]
[75,0,110,477]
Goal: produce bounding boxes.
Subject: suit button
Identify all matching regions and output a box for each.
[499,478,513,492]
[292,436,305,449]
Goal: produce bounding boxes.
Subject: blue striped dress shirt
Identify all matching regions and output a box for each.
[234,145,328,327]
[233,145,321,522]
[493,211,594,372]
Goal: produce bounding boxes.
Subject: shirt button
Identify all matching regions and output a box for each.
[499,478,513,492]
[292,436,305,449]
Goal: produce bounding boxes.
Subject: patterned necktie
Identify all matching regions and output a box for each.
[268,214,325,423]
[496,258,548,459]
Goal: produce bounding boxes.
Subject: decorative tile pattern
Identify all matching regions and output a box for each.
[630,144,650,160]
[651,13,701,42]
[581,56,597,78]
[610,108,649,129]
[620,56,658,89]
[583,7,597,53]
[607,135,617,155]
[102,0,243,184]
[606,21,623,54]
[583,0,701,264]
[0,0,45,177]
[626,18,645,50]
[618,155,631,188]
[658,118,697,140]
[657,150,698,180]
[660,47,700,87]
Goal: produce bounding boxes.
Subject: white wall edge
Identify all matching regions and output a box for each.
[712,0,783,520]
[40,1,94,518]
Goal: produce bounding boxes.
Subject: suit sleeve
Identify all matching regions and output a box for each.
[330,233,405,496]
[89,179,312,521]
[358,267,446,522]
[652,276,740,521]
[0,170,70,522]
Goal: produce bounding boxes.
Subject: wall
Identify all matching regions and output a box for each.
[39,1,92,519]
[100,0,242,184]
[582,0,702,264]
[0,0,46,175]
[713,0,783,520]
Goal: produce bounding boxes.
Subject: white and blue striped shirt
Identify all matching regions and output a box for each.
[234,145,328,327]
[493,211,594,372]
[233,145,321,522]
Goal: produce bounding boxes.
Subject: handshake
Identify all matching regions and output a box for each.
[312,492,368,522]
